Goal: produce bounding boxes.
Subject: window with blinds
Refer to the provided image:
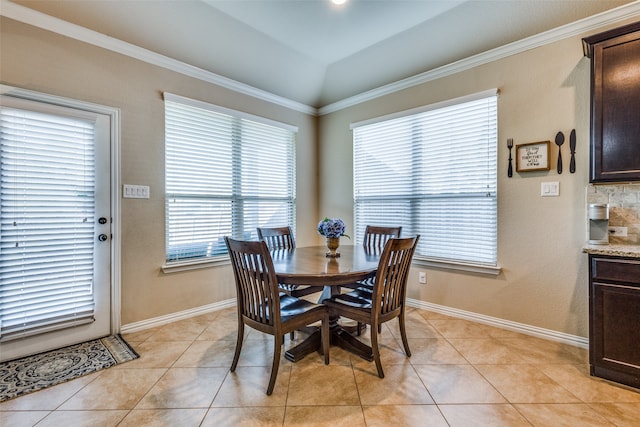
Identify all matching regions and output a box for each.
[164,93,296,263]
[352,90,498,266]
[0,100,97,340]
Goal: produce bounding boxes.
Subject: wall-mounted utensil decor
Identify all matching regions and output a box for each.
[555,131,565,174]
[507,138,513,177]
[516,141,550,172]
[569,129,576,173]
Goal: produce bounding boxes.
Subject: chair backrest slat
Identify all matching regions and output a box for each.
[225,237,281,326]
[363,225,402,253]
[371,236,419,316]
[257,226,296,251]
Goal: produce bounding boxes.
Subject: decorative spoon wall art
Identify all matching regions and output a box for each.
[555,131,564,174]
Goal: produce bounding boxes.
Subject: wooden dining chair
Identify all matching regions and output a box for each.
[324,235,419,379]
[257,226,323,298]
[342,225,402,292]
[363,225,402,252]
[257,226,296,251]
[225,237,330,395]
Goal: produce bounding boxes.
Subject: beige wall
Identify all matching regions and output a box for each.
[0,17,318,325]
[2,14,638,338]
[318,22,638,338]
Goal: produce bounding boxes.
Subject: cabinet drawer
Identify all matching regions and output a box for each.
[591,257,640,285]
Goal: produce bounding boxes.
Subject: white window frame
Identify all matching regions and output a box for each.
[351,89,500,276]
[162,93,297,273]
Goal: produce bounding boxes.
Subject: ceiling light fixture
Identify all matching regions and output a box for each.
[331,0,347,5]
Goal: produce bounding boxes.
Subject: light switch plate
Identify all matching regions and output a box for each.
[541,181,559,197]
[123,184,150,199]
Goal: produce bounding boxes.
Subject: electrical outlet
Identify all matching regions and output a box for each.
[418,272,427,284]
[608,226,628,237]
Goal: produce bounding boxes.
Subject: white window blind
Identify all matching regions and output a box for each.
[353,91,498,266]
[164,93,296,263]
[0,101,97,340]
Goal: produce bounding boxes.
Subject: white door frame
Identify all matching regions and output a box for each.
[0,84,122,335]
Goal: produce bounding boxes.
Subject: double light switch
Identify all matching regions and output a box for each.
[541,181,559,197]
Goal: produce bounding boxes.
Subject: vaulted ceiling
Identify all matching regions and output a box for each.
[8,0,637,108]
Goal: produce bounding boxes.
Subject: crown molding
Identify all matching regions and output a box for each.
[3,0,640,117]
[318,1,640,115]
[0,0,316,116]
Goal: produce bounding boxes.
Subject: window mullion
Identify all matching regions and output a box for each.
[231,118,243,239]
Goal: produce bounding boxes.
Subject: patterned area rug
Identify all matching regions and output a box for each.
[0,334,138,402]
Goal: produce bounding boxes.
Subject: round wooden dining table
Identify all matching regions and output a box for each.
[270,245,381,362]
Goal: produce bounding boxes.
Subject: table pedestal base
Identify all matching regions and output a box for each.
[284,323,372,363]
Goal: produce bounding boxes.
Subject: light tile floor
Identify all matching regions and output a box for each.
[2,306,640,426]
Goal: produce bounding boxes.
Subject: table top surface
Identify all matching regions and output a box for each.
[271,245,380,286]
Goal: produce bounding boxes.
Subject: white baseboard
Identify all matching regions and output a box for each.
[120,298,236,334]
[407,298,589,349]
[120,297,589,350]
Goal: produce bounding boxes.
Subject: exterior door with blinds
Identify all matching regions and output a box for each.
[0,95,111,361]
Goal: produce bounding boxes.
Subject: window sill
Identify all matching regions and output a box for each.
[161,255,501,276]
[413,256,501,276]
[162,256,229,274]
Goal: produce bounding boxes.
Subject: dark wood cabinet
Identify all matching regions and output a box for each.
[583,22,640,183]
[589,255,640,389]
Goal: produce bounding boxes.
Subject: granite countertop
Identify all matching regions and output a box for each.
[583,244,640,258]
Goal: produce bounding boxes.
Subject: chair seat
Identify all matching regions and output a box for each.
[280,295,323,318]
[331,291,372,308]
[359,276,375,287]
[351,286,373,298]
[334,284,372,301]
[279,283,323,298]
[279,283,299,292]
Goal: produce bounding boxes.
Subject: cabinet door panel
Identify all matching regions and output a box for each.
[585,22,640,183]
[601,37,640,175]
[593,283,640,368]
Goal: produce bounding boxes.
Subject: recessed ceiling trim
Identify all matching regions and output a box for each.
[3,0,640,118]
[0,0,316,116]
[318,1,640,116]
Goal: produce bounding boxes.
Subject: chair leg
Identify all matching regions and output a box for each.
[398,313,411,357]
[267,334,283,395]
[370,322,384,378]
[231,322,244,372]
[321,313,330,365]
[290,331,295,340]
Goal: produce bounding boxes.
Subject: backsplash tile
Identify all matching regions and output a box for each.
[587,184,640,245]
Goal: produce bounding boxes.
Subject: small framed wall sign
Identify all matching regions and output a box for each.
[516,141,550,172]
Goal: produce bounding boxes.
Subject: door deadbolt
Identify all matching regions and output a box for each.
[98,234,108,242]
[98,217,108,224]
